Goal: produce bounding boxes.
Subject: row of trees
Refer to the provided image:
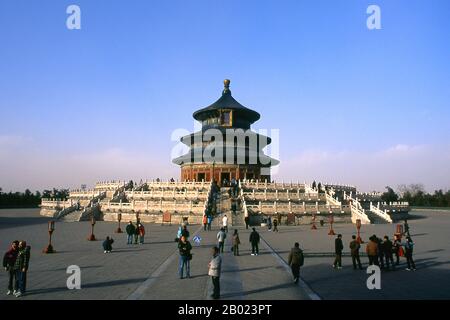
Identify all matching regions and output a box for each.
[381,184,450,207]
[0,188,69,208]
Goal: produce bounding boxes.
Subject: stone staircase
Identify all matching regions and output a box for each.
[59,210,83,222]
[365,209,390,224]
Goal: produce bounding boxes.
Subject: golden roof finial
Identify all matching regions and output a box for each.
[224,79,231,88]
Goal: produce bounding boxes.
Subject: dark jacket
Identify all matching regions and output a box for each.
[13,246,31,271]
[181,229,190,239]
[288,247,304,266]
[335,238,344,254]
[126,224,136,235]
[3,248,18,270]
[377,239,384,256]
[249,231,260,244]
[383,240,393,255]
[349,240,360,256]
[178,241,192,256]
[103,238,114,251]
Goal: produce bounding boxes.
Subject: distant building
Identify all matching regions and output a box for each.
[172,79,279,184]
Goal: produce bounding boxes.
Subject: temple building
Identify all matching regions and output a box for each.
[172,79,279,184]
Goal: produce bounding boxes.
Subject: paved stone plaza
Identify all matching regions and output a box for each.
[1,208,449,300]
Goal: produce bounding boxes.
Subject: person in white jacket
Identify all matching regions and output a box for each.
[222,215,228,233]
[208,247,222,299]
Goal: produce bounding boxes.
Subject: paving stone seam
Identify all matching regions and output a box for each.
[259,236,322,300]
[126,225,204,300]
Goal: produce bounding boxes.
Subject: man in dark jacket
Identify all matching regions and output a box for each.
[383,236,394,270]
[333,234,344,269]
[13,241,30,297]
[3,240,19,295]
[125,221,135,245]
[349,235,363,270]
[244,216,249,230]
[178,236,192,279]
[249,228,260,256]
[288,242,304,284]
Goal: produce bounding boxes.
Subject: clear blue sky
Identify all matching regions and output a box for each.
[1,0,449,192]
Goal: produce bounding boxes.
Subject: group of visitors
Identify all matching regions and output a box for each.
[102,220,146,253]
[333,233,417,271]
[3,240,31,298]
[125,221,146,245]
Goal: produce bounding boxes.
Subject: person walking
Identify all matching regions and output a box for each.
[103,236,114,253]
[349,235,363,270]
[249,228,260,256]
[267,216,272,231]
[203,215,208,231]
[222,215,228,233]
[366,235,379,266]
[244,216,249,229]
[232,229,240,256]
[3,240,19,296]
[138,223,145,244]
[208,247,222,299]
[178,236,192,279]
[403,236,416,271]
[273,218,278,232]
[13,241,30,297]
[333,234,344,269]
[383,236,394,270]
[288,242,304,284]
[217,228,227,253]
[125,221,135,245]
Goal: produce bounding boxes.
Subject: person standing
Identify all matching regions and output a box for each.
[404,236,416,271]
[207,215,212,231]
[134,222,140,244]
[288,242,304,284]
[232,229,240,256]
[217,228,227,253]
[349,235,363,270]
[249,228,260,256]
[222,215,228,233]
[273,219,279,232]
[13,241,30,297]
[138,223,145,244]
[393,235,401,265]
[202,215,208,231]
[125,221,135,245]
[103,236,114,253]
[244,216,249,230]
[178,236,192,279]
[383,236,394,270]
[333,234,344,269]
[377,237,385,269]
[267,216,272,231]
[366,236,379,266]
[3,240,19,296]
[208,247,222,299]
